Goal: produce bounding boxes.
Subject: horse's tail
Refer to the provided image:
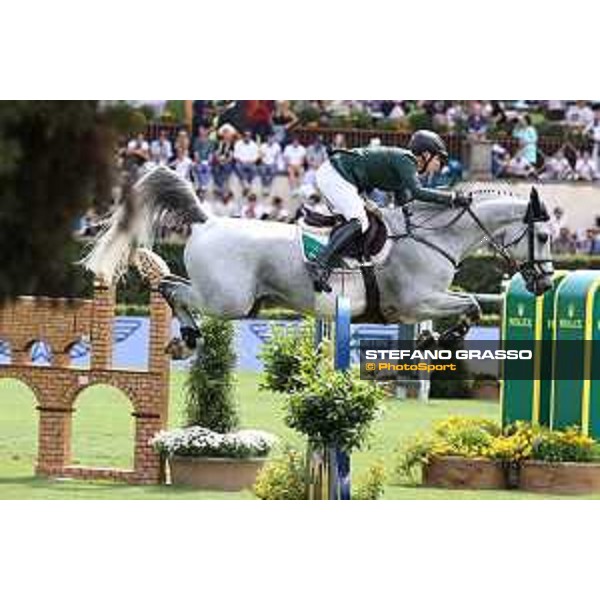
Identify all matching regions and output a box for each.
[81,166,209,284]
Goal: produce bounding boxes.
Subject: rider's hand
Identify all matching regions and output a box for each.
[452,191,473,208]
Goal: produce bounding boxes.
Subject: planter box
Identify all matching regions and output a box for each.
[169,456,266,491]
[520,461,600,495]
[471,382,500,400]
[423,456,506,490]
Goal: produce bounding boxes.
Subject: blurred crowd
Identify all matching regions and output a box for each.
[76,100,600,254]
[550,207,600,255]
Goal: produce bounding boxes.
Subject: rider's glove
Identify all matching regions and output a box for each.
[452,191,473,208]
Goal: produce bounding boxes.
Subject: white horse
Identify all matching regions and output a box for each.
[83,167,554,351]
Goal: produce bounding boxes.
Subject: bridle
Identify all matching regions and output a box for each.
[389,188,551,278]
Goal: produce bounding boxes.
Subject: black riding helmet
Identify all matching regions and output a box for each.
[408,130,449,166]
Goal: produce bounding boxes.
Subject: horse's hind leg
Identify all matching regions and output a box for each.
[158,275,203,355]
[133,248,203,356]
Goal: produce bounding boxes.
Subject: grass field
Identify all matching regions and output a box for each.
[0,371,590,499]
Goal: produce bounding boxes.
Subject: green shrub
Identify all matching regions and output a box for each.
[353,461,386,500]
[184,316,239,432]
[407,109,433,132]
[350,109,374,129]
[254,446,308,500]
[259,319,325,394]
[285,364,384,453]
[394,434,438,483]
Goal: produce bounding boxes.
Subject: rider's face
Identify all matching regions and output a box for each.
[424,154,442,175]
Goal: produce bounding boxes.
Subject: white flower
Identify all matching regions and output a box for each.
[150,426,277,458]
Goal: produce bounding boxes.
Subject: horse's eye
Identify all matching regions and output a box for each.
[537,233,549,244]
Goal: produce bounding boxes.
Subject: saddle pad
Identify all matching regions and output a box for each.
[300,230,350,269]
[299,222,391,270]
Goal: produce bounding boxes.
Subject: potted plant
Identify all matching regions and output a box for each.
[396,417,507,490]
[151,427,276,491]
[285,364,385,499]
[471,373,500,400]
[520,428,600,494]
[260,321,385,499]
[151,316,276,490]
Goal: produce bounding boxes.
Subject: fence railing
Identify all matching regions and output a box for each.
[144,122,590,161]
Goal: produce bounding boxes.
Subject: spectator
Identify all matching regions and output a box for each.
[507,153,536,178]
[541,149,574,181]
[550,206,566,240]
[546,100,566,121]
[125,132,150,173]
[211,190,238,218]
[512,114,538,168]
[446,102,467,131]
[589,229,600,255]
[170,146,194,181]
[234,130,260,194]
[332,132,347,150]
[283,136,307,190]
[490,100,508,129]
[175,128,191,156]
[388,101,406,123]
[192,126,215,195]
[492,144,511,178]
[262,196,289,222]
[258,134,282,196]
[244,100,275,140]
[575,150,598,181]
[553,227,577,254]
[584,108,600,171]
[574,228,590,253]
[566,101,595,129]
[467,101,489,139]
[212,124,237,196]
[272,100,299,146]
[241,192,265,219]
[306,135,328,170]
[150,129,173,166]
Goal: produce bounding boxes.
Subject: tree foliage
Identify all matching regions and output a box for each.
[0,101,138,301]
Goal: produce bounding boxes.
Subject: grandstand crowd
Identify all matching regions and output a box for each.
[78,100,600,256]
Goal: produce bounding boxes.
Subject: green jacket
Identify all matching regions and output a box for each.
[329,146,454,205]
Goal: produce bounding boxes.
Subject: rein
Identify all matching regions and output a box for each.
[388,201,541,274]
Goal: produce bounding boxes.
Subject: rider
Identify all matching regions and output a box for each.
[307,130,472,292]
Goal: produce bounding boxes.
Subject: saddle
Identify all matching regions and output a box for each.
[300,204,388,263]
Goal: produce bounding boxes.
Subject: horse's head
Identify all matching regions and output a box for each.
[503,187,554,296]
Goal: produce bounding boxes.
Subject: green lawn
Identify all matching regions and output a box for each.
[0,372,591,499]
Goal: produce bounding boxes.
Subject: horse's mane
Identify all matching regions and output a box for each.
[453,181,522,199]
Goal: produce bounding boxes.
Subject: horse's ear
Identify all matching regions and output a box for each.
[527,186,550,222]
[530,186,541,217]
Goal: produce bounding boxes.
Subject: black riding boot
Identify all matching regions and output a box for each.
[307,218,363,293]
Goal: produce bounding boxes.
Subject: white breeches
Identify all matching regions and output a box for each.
[315,161,369,232]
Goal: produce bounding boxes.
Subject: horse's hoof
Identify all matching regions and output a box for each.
[313,280,333,294]
[181,327,200,349]
[416,330,439,351]
[165,338,195,360]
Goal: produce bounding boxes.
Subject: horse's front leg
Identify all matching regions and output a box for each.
[412,291,481,348]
